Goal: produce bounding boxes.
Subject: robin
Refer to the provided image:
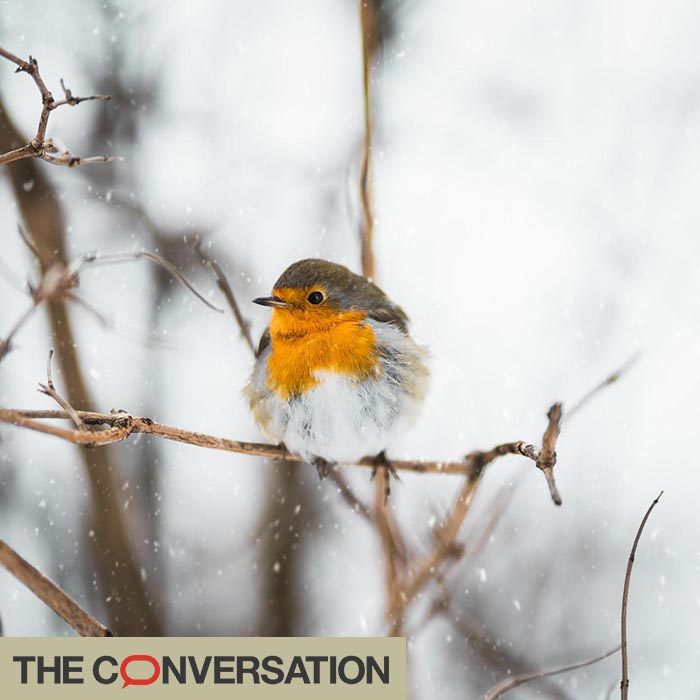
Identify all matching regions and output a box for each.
[245,259,430,478]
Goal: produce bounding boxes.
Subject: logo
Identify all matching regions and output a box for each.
[0,638,406,698]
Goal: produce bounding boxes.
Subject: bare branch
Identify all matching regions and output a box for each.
[17,223,42,261]
[0,351,632,638]
[385,402,564,634]
[373,467,403,631]
[566,352,640,422]
[0,47,113,167]
[0,303,37,362]
[86,250,224,313]
[37,349,85,430]
[327,470,374,523]
[2,114,160,634]
[358,0,377,281]
[195,242,256,353]
[389,464,482,633]
[0,244,223,364]
[0,540,111,637]
[465,477,521,559]
[0,407,522,475]
[355,1,413,635]
[426,598,574,700]
[621,491,663,700]
[482,645,620,700]
[0,388,569,491]
[538,403,562,505]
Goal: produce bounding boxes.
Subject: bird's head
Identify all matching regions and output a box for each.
[253,258,407,337]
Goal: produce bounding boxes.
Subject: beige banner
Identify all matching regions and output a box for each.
[0,637,405,699]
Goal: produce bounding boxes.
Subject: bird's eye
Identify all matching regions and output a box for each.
[307,291,324,305]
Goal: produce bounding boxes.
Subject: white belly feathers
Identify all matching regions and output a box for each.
[247,321,429,463]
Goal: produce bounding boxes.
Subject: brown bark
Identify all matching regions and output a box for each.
[0,97,161,635]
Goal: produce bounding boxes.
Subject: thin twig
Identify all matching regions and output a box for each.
[538,403,562,505]
[566,352,641,422]
[0,540,111,636]
[358,0,376,281]
[426,599,573,700]
[414,354,639,632]
[357,1,402,631]
[85,251,223,313]
[37,349,85,430]
[17,223,42,260]
[466,476,522,559]
[620,491,663,700]
[373,467,403,632]
[0,47,113,167]
[327,470,374,523]
[386,403,563,634]
[0,242,223,364]
[0,303,36,362]
[390,466,483,633]
[483,645,620,700]
[3,112,160,634]
[195,242,256,353]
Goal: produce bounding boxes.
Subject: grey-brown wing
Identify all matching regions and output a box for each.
[367,303,409,333]
[256,328,271,358]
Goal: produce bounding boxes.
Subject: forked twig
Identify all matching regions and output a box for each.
[0,47,113,167]
[37,349,85,430]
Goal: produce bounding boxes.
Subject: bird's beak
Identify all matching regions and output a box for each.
[253,295,290,309]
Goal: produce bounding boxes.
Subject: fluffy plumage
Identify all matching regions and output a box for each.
[245,259,429,463]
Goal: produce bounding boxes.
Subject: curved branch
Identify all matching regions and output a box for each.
[483,645,620,700]
[620,491,663,699]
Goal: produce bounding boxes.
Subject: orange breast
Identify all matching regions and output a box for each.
[267,309,379,398]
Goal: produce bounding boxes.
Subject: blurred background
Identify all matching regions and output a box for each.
[0,1,698,698]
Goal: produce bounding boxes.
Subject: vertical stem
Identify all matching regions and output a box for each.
[359,0,376,281]
[620,492,663,699]
[357,1,404,634]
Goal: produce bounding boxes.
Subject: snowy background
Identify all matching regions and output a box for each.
[1,1,699,698]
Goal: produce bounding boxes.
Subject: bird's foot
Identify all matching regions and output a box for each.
[370,451,400,502]
[313,457,334,480]
[370,451,400,481]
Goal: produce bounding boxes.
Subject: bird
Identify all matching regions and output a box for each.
[245,258,430,479]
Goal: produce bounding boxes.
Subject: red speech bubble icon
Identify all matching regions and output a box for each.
[120,655,161,689]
